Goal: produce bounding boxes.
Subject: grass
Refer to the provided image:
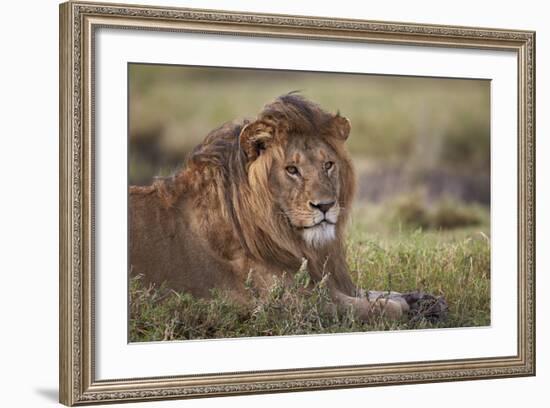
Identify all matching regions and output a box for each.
[129,202,490,342]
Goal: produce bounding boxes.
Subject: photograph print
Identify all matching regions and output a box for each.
[128,64,490,342]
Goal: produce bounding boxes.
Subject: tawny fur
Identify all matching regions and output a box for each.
[129,94,405,320]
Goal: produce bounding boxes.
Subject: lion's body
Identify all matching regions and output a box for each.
[129,187,246,300]
[129,94,406,319]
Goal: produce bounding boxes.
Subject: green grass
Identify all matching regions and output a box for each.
[129,202,490,342]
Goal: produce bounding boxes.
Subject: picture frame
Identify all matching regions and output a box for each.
[59,1,536,405]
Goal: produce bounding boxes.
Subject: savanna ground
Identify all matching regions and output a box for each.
[128,65,491,342]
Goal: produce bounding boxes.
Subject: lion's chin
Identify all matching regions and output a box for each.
[301,222,336,248]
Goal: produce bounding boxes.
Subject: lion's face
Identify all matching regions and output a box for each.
[269,136,342,248]
[238,94,354,253]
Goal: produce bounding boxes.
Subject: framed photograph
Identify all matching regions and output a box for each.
[59,1,535,405]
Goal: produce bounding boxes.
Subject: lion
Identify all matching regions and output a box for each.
[129,93,445,322]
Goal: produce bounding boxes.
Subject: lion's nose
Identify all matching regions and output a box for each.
[309,200,336,214]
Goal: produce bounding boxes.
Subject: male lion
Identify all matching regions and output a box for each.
[129,93,445,322]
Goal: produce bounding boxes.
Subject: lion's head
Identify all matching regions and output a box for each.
[239,94,354,249]
[180,93,356,269]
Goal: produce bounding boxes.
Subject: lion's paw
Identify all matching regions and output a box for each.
[402,291,449,323]
[368,297,405,320]
[367,290,448,323]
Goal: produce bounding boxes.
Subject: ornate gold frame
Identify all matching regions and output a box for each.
[59,1,536,405]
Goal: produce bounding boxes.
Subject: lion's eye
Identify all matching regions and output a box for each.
[324,161,334,171]
[286,165,299,176]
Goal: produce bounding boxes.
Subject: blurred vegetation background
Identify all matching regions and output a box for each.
[129,64,490,209]
[128,64,491,339]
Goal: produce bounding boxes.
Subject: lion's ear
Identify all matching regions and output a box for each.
[239,121,274,162]
[332,114,351,141]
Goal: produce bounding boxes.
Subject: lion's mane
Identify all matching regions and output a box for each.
[130,93,358,297]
